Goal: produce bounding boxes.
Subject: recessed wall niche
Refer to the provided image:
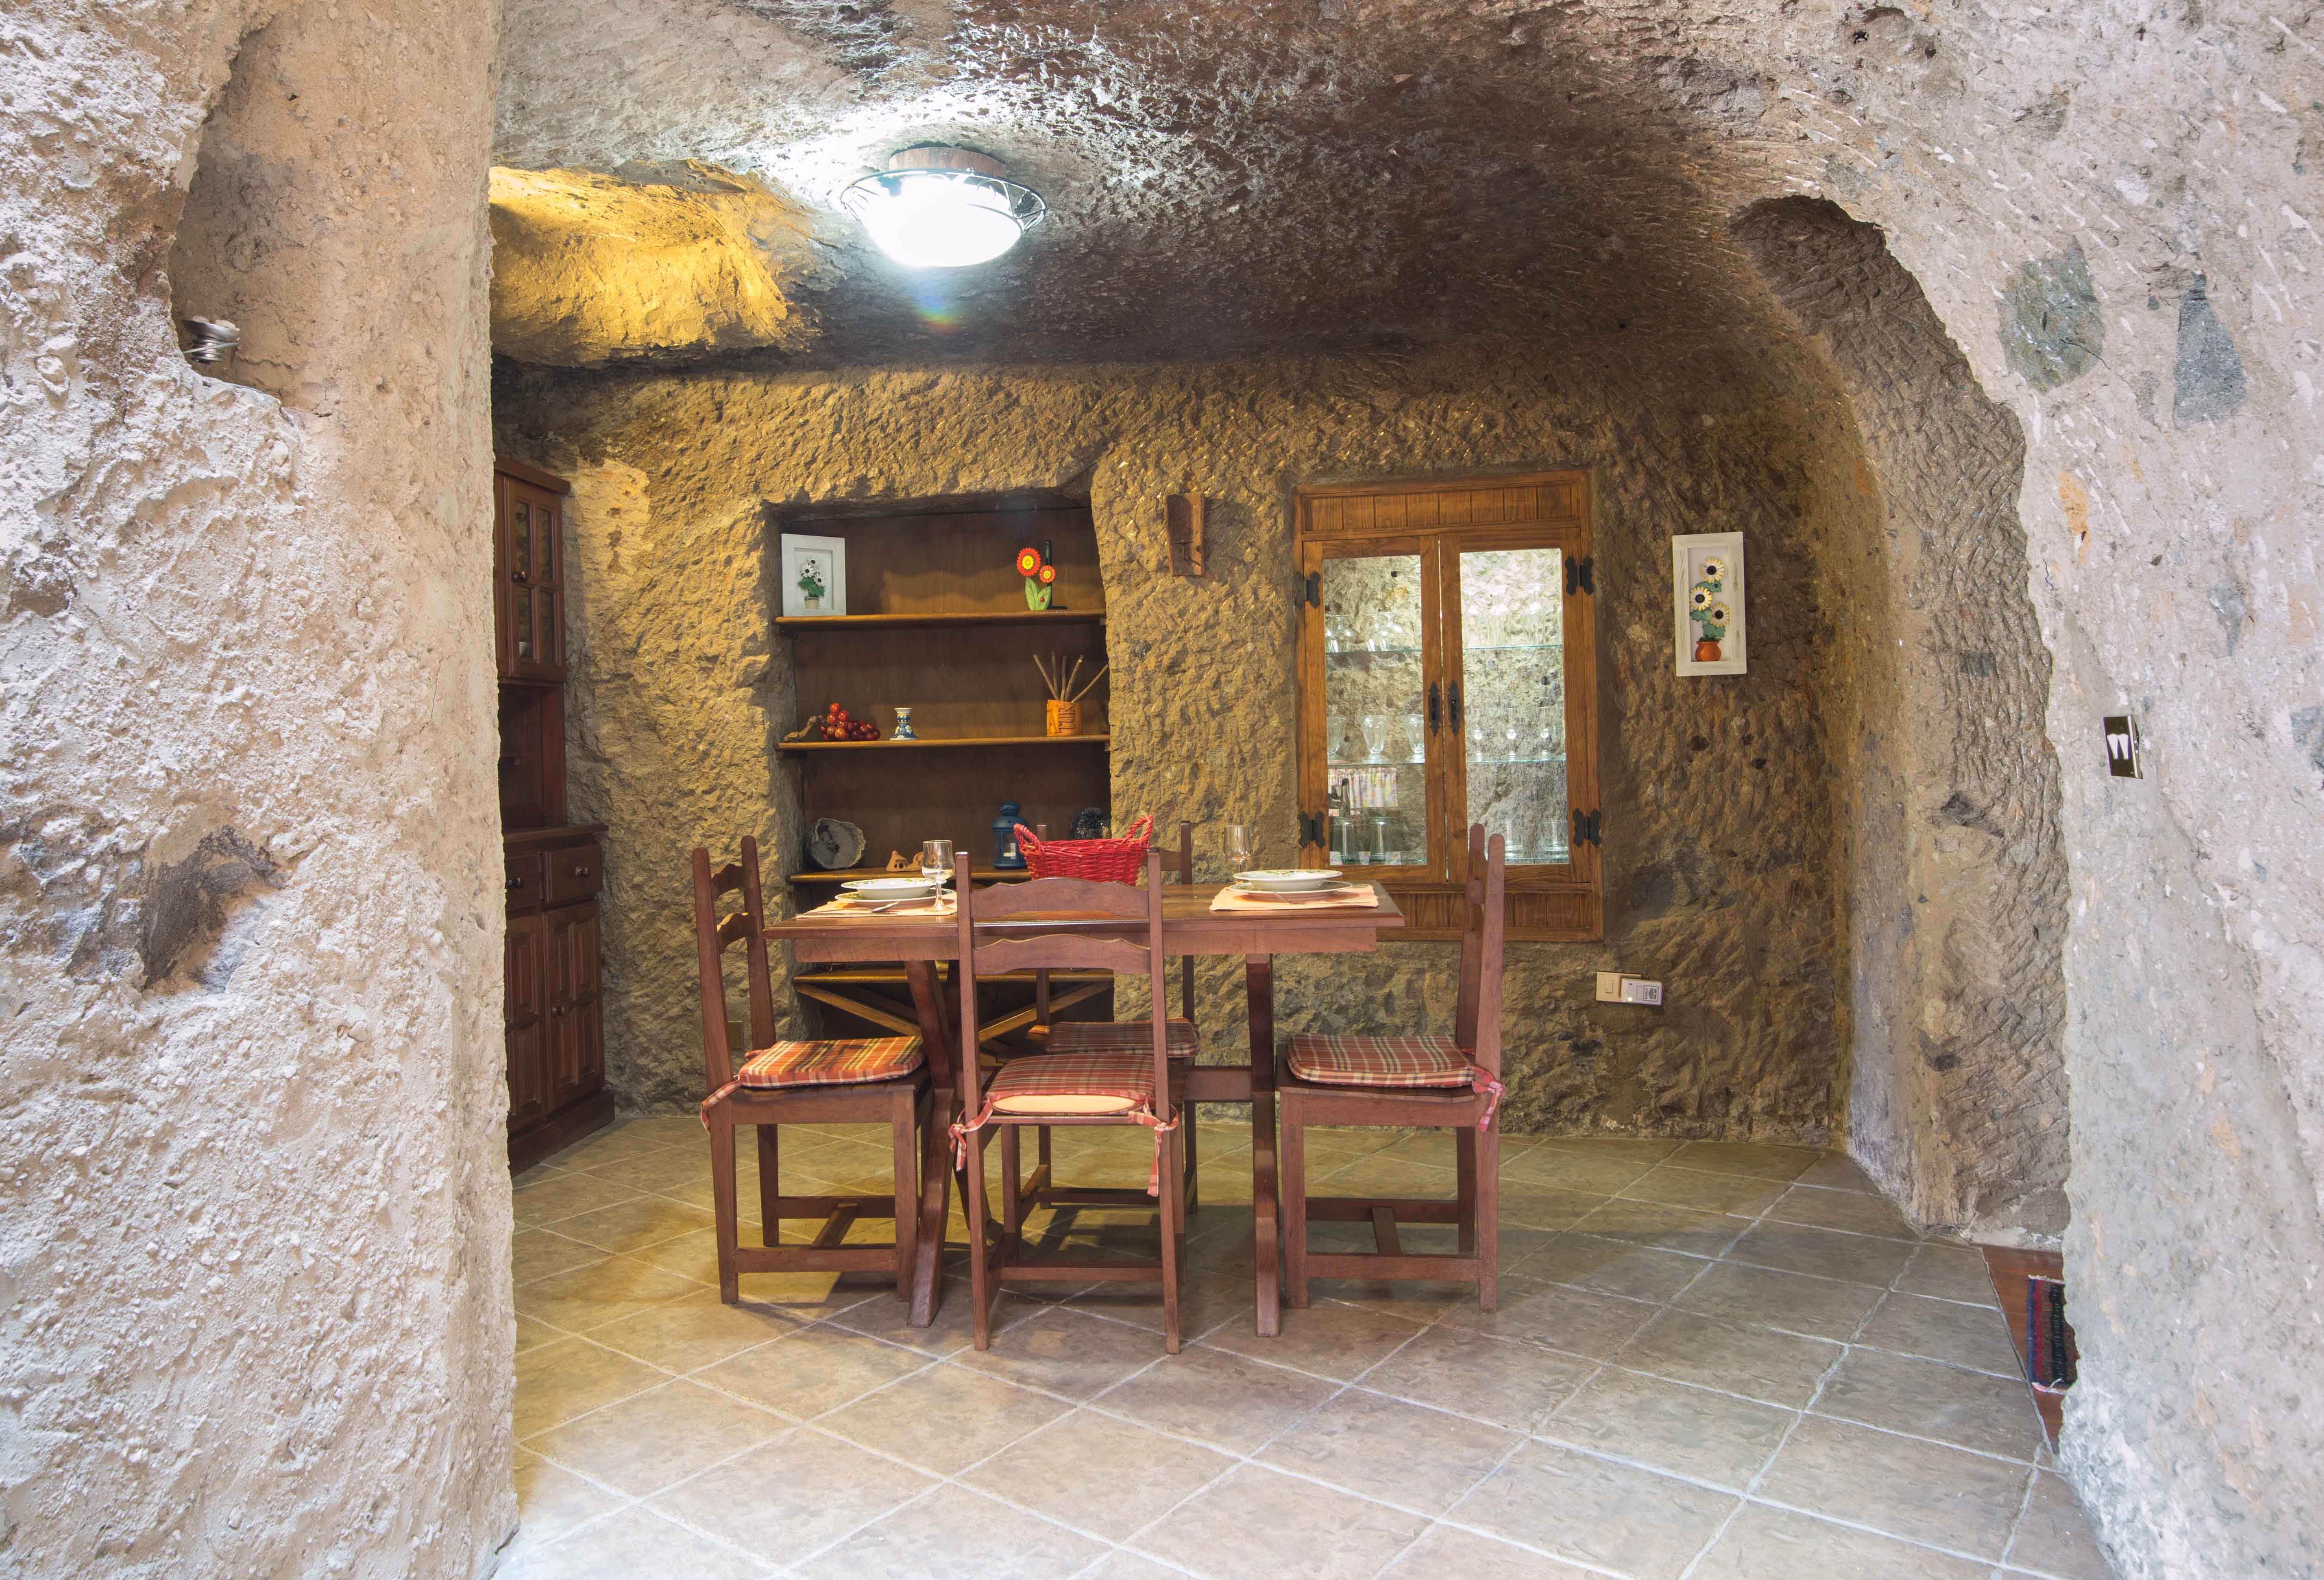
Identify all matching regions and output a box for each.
[167,18,302,403]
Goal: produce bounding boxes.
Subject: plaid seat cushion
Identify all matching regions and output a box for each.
[733,1036,923,1090]
[985,1049,1156,1116]
[1286,1032,1472,1089]
[1047,1018,1201,1061]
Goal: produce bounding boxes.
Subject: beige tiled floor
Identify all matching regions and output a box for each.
[501,1120,2117,1580]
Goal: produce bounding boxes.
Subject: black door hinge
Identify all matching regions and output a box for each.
[1299,571,1320,607]
[1570,808,1602,847]
[1564,556,1594,596]
[1298,812,1325,847]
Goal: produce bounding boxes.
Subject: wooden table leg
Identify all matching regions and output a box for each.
[904,959,956,1327]
[1246,953,1281,1338]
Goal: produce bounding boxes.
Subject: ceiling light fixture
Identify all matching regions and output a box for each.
[841,146,1047,270]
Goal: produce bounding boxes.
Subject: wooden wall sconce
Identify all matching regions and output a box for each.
[1166,490,1205,577]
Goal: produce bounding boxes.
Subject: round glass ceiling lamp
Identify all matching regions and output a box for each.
[840,147,1047,269]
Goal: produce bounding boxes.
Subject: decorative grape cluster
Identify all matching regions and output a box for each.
[817,702,880,741]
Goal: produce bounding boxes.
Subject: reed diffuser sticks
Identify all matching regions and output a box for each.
[1033,652,1109,704]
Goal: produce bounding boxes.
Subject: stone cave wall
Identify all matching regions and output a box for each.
[494,343,1864,1141]
[2,1,511,1574]
[1734,199,2073,1244]
[1720,9,2324,1574]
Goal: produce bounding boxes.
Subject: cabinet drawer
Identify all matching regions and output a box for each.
[505,853,544,913]
[547,841,604,907]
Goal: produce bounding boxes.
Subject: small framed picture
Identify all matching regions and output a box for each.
[1673,532,1745,675]
[781,533,847,617]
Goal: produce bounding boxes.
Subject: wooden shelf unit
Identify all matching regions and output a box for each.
[778,498,1114,1043]
[777,609,1107,632]
[778,733,1110,755]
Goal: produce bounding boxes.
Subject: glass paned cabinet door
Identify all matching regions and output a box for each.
[1456,547,1568,866]
[1319,548,1434,869]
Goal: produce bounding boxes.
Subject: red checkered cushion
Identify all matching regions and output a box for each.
[733,1036,923,1090]
[1286,1032,1472,1088]
[1047,1019,1200,1061]
[985,1049,1155,1116]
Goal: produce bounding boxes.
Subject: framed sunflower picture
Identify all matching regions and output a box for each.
[1672,532,1746,676]
[780,533,847,618]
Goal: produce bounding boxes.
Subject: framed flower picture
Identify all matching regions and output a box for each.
[780,533,847,617]
[1672,532,1745,675]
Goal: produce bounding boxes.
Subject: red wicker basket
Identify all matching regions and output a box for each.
[1014,815,1153,883]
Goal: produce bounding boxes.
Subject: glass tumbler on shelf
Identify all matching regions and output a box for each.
[1326,713,1348,763]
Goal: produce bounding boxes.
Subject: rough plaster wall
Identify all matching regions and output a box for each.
[1734,10,2324,1577]
[487,164,830,366]
[2,1,512,1574]
[1734,199,2072,1243]
[497,344,1858,1137]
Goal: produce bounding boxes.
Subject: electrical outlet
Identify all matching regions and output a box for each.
[1619,977,1665,1006]
[1595,971,1626,1003]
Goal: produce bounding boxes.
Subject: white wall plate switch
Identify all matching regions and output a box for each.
[1595,971,1626,1003]
[1618,977,1664,1006]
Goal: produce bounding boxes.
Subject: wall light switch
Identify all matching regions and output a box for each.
[1595,972,1626,1003]
[2103,715,2143,778]
[1618,978,1665,1006]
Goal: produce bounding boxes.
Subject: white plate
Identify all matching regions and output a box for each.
[842,877,939,898]
[1233,869,1342,892]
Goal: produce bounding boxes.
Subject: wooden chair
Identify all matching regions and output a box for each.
[949,850,1188,1351]
[1276,825,1508,1312]
[1019,819,1206,1213]
[690,838,936,1308]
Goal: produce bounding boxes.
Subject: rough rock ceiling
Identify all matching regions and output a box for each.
[492,0,1915,367]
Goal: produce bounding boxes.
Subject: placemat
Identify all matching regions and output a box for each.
[1209,884,1380,913]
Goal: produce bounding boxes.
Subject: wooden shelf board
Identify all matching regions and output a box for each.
[793,966,1114,984]
[790,866,1035,884]
[778,610,1106,632]
[778,734,1109,754]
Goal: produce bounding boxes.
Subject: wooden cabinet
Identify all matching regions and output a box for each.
[494,456,568,684]
[1294,471,1601,941]
[496,455,612,1170]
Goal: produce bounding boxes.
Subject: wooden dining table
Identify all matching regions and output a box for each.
[764,881,1405,1335]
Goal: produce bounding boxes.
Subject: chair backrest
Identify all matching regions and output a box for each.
[689,836,778,1093]
[954,850,1171,1123]
[1452,824,1508,1078]
[1029,819,1197,1029]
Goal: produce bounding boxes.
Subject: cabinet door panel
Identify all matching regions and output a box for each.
[546,901,603,1111]
[1449,541,1571,870]
[505,912,548,1129]
[1311,539,1444,877]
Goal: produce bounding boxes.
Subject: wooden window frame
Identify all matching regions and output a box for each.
[1295,471,1601,942]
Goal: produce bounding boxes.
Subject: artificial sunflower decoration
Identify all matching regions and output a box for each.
[1016,541,1059,610]
[1689,585,1713,612]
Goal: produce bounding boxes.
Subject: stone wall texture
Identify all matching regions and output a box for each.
[495,348,1867,1142]
[3,0,512,1574]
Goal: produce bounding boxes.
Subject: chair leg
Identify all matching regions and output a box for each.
[1159,1124,1184,1353]
[891,1090,921,1302]
[963,1128,997,1350]
[758,1124,782,1248]
[1000,1124,1025,1248]
[1279,1101,1309,1311]
[709,1118,741,1304]
[1476,1121,1501,1313]
[1455,1126,1477,1258]
[1182,1098,1201,1215]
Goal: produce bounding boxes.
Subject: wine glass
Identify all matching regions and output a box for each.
[920,839,955,887]
[1326,712,1347,763]
[1358,714,1389,763]
[1226,823,1254,874]
[1403,713,1426,763]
